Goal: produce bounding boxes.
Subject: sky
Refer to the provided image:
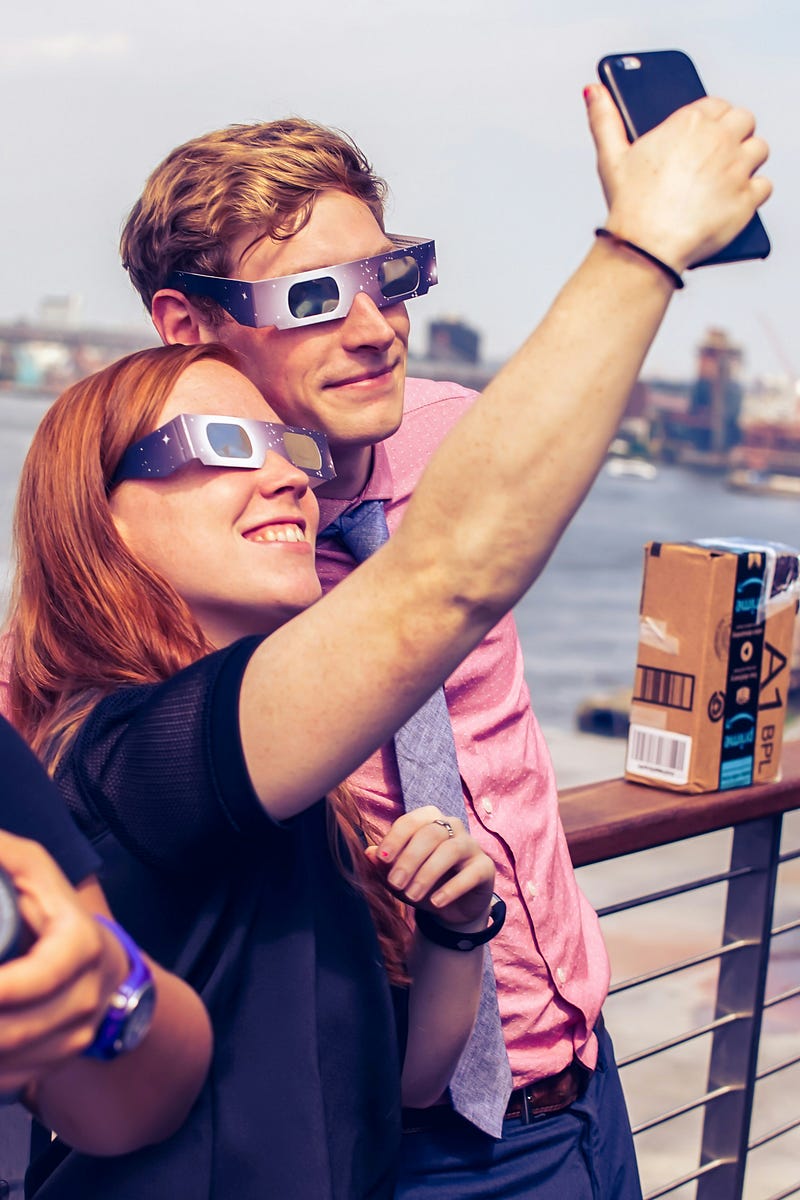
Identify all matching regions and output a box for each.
[1,0,797,383]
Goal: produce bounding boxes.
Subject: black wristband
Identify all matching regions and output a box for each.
[594,227,685,291]
[415,895,506,952]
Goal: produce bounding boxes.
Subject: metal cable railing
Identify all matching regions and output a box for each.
[560,753,800,1200]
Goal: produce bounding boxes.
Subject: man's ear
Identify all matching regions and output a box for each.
[152,289,216,346]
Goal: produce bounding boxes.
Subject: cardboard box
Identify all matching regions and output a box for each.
[625,538,800,793]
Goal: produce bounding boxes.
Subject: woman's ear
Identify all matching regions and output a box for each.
[151,290,216,346]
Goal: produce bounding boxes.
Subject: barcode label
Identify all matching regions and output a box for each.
[634,665,695,711]
[627,723,692,785]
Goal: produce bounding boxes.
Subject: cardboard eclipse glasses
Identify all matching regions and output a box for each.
[167,235,437,330]
[111,413,336,489]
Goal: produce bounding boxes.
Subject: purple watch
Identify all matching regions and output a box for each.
[83,917,157,1060]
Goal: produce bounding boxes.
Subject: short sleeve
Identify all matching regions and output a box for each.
[0,715,100,885]
[56,637,277,874]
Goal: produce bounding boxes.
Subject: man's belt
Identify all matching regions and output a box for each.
[402,1058,591,1134]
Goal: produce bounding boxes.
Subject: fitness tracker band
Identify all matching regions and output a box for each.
[415,894,507,952]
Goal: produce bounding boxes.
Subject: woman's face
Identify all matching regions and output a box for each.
[110,359,323,646]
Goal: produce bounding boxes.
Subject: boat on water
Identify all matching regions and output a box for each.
[605,456,658,481]
[726,467,800,498]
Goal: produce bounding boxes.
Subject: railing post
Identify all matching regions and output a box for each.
[696,814,783,1200]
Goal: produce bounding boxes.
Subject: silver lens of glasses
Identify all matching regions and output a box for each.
[287,277,341,319]
[380,254,419,299]
[207,422,255,459]
[283,430,323,472]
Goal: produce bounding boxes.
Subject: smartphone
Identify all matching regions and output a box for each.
[597,50,770,268]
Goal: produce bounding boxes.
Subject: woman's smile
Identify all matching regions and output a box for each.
[242,522,310,545]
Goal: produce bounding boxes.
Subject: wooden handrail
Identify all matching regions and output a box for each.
[560,740,800,867]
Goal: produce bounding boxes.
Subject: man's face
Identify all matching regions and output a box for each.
[206,191,411,490]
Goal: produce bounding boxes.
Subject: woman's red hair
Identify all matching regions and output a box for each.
[8,342,410,981]
[9,343,221,761]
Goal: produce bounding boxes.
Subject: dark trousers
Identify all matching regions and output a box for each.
[395,1020,642,1200]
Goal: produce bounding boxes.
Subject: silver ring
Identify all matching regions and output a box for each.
[433,818,455,838]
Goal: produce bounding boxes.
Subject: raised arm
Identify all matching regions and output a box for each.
[238,87,771,817]
[0,831,212,1156]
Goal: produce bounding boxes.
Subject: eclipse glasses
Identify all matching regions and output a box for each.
[167,235,437,330]
[111,413,336,489]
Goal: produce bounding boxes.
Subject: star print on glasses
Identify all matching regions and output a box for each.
[110,413,336,489]
[166,235,438,329]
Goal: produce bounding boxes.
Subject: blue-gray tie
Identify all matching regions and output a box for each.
[321,500,512,1137]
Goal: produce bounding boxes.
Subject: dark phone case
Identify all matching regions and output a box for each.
[597,50,770,267]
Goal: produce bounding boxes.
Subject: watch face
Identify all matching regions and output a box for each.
[83,918,157,1060]
[118,982,157,1053]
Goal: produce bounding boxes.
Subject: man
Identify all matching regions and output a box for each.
[118,87,768,1197]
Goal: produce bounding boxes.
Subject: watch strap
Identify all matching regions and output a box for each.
[84,916,155,1060]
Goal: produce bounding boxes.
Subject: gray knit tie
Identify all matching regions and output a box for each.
[321,500,512,1137]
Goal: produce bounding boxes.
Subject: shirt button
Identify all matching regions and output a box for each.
[525,881,537,900]
[557,967,567,984]
[481,798,493,815]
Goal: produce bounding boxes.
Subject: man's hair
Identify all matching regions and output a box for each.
[120,118,389,322]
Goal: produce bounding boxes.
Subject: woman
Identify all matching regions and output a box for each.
[8,346,496,1199]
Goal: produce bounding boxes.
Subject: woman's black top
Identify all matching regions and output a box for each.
[33,637,402,1200]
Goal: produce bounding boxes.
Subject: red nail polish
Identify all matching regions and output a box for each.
[380,849,390,859]
[583,86,592,105]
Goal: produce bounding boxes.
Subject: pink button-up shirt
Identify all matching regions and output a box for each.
[317,378,610,1086]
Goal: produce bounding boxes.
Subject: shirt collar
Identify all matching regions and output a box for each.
[316,440,394,528]
[356,440,393,504]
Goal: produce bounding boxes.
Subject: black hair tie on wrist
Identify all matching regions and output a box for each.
[415,895,507,952]
[594,227,685,291]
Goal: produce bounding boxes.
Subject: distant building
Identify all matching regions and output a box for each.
[427,318,481,364]
[626,328,744,465]
[0,306,155,395]
[688,327,743,452]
